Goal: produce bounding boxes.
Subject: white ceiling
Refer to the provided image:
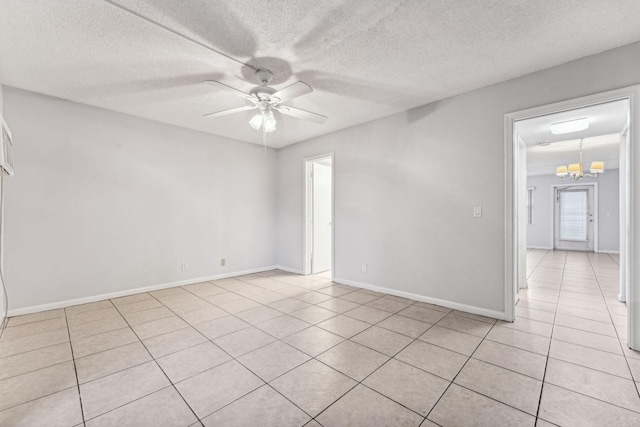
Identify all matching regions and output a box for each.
[1,1,640,149]
[517,99,629,175]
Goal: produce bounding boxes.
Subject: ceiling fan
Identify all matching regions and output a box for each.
[204,69,327,133]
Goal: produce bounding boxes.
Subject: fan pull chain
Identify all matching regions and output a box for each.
[262,117,267,157]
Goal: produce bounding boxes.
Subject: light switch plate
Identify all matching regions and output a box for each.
[473,206,482,217]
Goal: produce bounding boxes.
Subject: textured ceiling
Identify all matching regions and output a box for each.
[1,1,640,148]
[517,100,628,175]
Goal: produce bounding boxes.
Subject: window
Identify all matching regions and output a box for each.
[559,189,588,241]
[526,187,534,225]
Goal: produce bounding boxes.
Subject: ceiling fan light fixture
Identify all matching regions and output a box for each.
[263,111,276,133]
[550,117,589,134]
[249,113,263,130]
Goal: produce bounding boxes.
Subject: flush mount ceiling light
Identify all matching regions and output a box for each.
[550,117,589,134]
[556,139,604,181]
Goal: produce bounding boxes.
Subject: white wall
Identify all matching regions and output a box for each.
[3,87,277,312]
[0,84,6,330]
[526,170,620,252]
[277,42,640,317]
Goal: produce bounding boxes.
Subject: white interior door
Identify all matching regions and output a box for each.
[311,162,332,273]
[517,134,528,294]
[554,186,595,251]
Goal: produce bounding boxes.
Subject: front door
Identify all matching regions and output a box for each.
[554,185,595,251]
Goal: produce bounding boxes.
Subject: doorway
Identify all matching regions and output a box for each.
[505,85,640,351]
[304,154,333,275]
[554,184,596,251]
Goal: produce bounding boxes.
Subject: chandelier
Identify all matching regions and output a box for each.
[556,139,604,181]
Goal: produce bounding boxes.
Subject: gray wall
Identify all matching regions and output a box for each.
[0,84,5,330]
[277,42,640,316]
[526,170,620,252]
[3,87,277,311]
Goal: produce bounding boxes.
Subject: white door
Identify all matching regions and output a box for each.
[554,186,595,251]
[311,162,332,273]
[517,134,528,297]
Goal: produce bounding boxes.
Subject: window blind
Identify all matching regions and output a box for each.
[559,190,588,241]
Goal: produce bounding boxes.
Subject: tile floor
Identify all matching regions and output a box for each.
[0,251,639,426]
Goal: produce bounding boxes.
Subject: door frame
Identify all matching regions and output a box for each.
[505,85,639,352]
[551,182,598,252]
[303,153,335,277]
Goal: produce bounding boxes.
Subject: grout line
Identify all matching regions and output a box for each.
[63,307,87,426]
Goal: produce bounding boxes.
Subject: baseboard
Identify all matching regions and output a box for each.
[526,246,553,250]
[595,250,620,254]
[275,265,304,275]
[7,265,279,317]
[332,277,506,320]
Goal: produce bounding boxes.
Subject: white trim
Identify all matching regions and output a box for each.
[596,250,620,254]
[505,84,640,350]
[7,265,278,317]
[333,277,506,320]
[275,265,304,275]
[527,246,553,250]
[303,153,335,279]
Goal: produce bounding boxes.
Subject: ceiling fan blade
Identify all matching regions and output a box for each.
[204,80,250,99]
[271,81,313,103]
[203,105,256,118]
[275,105,327,124]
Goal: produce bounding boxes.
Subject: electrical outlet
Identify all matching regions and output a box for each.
[361,264,367,273]
[473,206,482,217]
[220,258,226,267]
[181,262,188,271]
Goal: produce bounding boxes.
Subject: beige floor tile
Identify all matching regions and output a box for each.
[497,318,553,338]
[237,341,310,382]
[130,316,189,340]
[75,341,152,384]
[213,326,276,357]
[204,292,243,306]
[558,297,608,312]
[0,327,69,358]
[175,360,263,419]
[255,314,311,339]
[6,309,65,328]
[217,298,262,314]
[516,299,557,313]
[398,305,448,323]
[179,306,228,325]
[545,358,640,412]
[195,315,250,340]
[70,327,139,358]
[455,358,542,415]
[317,298,360,314]
[351,326,413,356]
[317,315,371,338]
[271,359,356,417]
[450,310,498,325]
[235,306,283,325]
[413,301,452,313]
[116,298,163,314]
[339,291,381,304]
[68,315,128,340]
[377,314,432,338]
[268,297,312,314]
[549,340,631,379]
[418,325,482,356]
[2,316,68,340]
[0,342,72,381]
[473,340,546,380]
[428,384,535,427]
[554,314,617,337]
[552,325,623,355]
[556,305,612,323]
[143,327,207,358]
[485,326,550,355]
[248,291,289,305]
[169,299,217,316]
[0,387,83,427]
[627,357,640,381]
[363,359,449,416]
[290,305,338,324]
[80,361,170,420]
[0,361,77,411]
[120,306,174,326]
[65,300,113,316]
[395,340,467,381]
[317,340,389,381]
[365,297,411,313]
[343,305,392,324]
[283,326,345,357]
[110,292,154,306]
[66,307,121,328]
[294,291,333,304]
[85,386,197,427]
[539,383,640,426]
[317,285,355,297]
[157,341,231,383]
[182,282,226,298]
[317,384,423,427]
[202,385,310,427]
